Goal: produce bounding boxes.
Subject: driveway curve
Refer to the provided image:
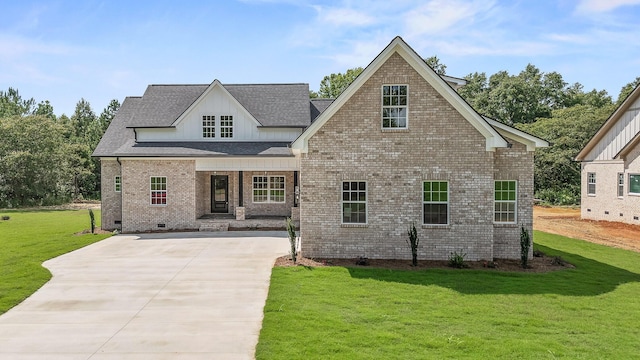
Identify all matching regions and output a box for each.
[0,231,289,359]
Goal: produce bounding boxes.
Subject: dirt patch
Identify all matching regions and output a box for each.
[1,201,101,211]
[274,253,573,273]
[74,227,112,235]
[533,206,640,252]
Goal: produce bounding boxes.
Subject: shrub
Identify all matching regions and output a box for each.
[406,222,419,266]
[520,226,531,268]
[285,217,297,263]
[88,209,95,234]
[535,187,580,206]
[448,250,468,268]
[1,215,9,221]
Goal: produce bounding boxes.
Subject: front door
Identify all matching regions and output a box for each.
[211,175,229,213]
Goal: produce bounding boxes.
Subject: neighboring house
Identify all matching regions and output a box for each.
[576,84,640,225]
[93,36,548,261]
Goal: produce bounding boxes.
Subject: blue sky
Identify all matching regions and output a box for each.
[1,0,639,116]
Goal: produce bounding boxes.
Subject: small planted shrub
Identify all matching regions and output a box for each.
[355,256,369,266]
[1,215,9,221]
[448,250,468,268]
[406,222,419,266]
[520,226,531,268]
[551,256,566,266]
[285,217,297,263]
[88,209,96,234]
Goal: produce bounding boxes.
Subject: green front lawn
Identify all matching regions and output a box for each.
[0,209,111,314]
[257,231,640,359]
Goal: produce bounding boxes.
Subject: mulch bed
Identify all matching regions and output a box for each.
[274,252,573,273]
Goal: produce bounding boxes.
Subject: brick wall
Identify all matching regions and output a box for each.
[242,171,295,218]
[100,160,121,231]
[581,144,640,225]
[121,159,197,232]
[300,52,499,261]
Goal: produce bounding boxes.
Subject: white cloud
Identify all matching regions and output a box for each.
[313,5,376,27]
[0,34,76,60]
[576,0,640,13]
[403,0,496,37]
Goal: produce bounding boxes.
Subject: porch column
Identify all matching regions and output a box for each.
[236,171,245,220]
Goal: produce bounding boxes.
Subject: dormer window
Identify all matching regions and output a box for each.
[220,115,233,138]
[382,85,407,129]
[202,115,215,138]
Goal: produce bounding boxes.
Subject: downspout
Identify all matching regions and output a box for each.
[116,157,123,231]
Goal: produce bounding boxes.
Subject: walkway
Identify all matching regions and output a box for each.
[0,231,289,359]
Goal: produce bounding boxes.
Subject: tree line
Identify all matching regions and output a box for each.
[0,88,119,207]
[311,59,640,205]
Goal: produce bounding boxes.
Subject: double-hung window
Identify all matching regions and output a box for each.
[382,85,407,129]
[114,176,121,192]
[587,173,596,195]
[220,115,233,138]
[618,173,625,197]
[253,176,285,203]
[150,177,167,205]
[630,174,640,195]
[494,180,517,223]
[342,181,367,224]
[423,181,448,225]
[202,115,215,138]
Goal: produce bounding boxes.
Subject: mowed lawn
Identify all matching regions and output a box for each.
[0,209,111,314]
[257,231,640,359]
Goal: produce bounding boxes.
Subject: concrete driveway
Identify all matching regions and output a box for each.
[0,231,289,359]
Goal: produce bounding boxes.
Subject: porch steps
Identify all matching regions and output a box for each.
[199,223,229,232]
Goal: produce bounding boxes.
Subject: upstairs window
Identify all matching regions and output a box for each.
[220,115,233,138]
[114,176,121,192]
[587,173,596,195]
[150,176,167,205]
[494,180,517,223]
[382,85,407,129]
[202,115,215,138]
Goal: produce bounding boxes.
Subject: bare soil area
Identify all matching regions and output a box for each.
[533,206,640,253]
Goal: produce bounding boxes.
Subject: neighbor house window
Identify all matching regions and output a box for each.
[114,176,121,192]
[202,115,215,138]
[618,173,624,197]
[382,85,407,129]
[423,181,448,225]
[630,174,640,195]
[587,172,596,195]
[494,180,517,223]
[150,176,167,205]
[220,115,233,138]
[253,176,285,203]
[342,181,366,224]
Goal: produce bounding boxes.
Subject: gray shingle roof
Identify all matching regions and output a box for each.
[225,84,311,127]
[310,98,334,122]
[127,85,207,127]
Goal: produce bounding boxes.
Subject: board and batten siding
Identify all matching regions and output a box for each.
[586,97,640,161]
[135,85,303,142]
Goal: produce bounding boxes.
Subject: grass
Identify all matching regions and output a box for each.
[257,231,640,359]
[0,209,111,314]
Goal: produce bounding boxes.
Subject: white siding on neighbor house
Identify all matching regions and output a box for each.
[195,157,299,171]
[586,97,640,161]
[135,85,304,142]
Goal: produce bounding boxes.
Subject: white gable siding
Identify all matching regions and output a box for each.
[586,97,640,161]
[136,86,303,142]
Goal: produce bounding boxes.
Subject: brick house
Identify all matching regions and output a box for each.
[576,84,640,225]
[94,37,548,260]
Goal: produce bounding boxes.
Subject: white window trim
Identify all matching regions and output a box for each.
[629,174,640,196]
[252,175,286,203]
[114,176,121,193]
[220,115,234,138]
[494,180,517,224]
[341,180,368,225]
[587,172,596,196]
[381,84,408,130]
[422,181,449,226]
[618,173,625,198]
[202,115,215,138]
[150,176,167,206]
